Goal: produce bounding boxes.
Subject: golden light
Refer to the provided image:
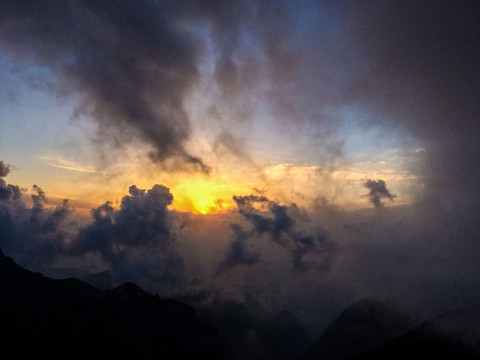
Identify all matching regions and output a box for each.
[193,195,216,214]
[169,175,250,214]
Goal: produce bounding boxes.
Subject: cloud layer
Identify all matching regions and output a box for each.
[1,162,480,333]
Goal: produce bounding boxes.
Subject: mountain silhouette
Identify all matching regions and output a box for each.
[258,309,313,359]
[180,296,313,360]
[301,299,417,360]
[351,304,480,359]
[0,248,225,359]
[80,269,114,290]
[4,246,480,360]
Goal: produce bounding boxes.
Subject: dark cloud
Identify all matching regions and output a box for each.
[216,224,260,275]
[0,0,207,172]
[363,179,395,209]
[233,195,270,208]
[318,0,480,321]
[0,181,76,270]
[31,184,47,207]
[0,161,10,177]
[71,184,185,289]
[0,0,351,171]
[230,194,336,273]
[234,196,293,244]
[0,179,21,201]
[0,175,185,293]
[0,162,18,201]
[2,0,477,183]
[0,0,318,172]
[339,0,480,205]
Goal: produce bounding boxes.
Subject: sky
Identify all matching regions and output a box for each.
[1,0,479,334]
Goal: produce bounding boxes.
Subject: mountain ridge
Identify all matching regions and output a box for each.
[301,298,417,360]
[0,248,225,359]
[3,248,480,360]
[348,303,480,359]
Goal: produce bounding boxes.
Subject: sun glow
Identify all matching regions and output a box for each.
[193,195,217,214]
[170,176,249,214]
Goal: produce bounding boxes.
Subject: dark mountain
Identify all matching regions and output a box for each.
[352,304,480,359]
[301,299,417,360]
[192,299,313,360]
[8,243,480,360]
[38,267,113,290]
[0,249,225,359]
[257,309,313,359]
[80,269,113,290]
[37,266,89,280]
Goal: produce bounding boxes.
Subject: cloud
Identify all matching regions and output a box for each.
[39,156,100,174]
[228,194,336,273]
[212,131,255,165]
[0,0,350,173]
[0,171,186,293]
[338,0,480,206]
[215,224,260,275]
[0,172,21,202]
[2,160,480,334]
[0,0,208,172]
[70,184,185,289]
[0,161,21,201]
[0,179,21,201]
[0,161,10,177]
[0,181,76,270]
[363,179,395,208]
[31,184,47,206]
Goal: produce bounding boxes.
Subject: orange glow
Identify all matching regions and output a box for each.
[17,151,419,216]
[169,176,250,214]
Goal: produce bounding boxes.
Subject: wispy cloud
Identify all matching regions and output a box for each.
[39,156,100,174]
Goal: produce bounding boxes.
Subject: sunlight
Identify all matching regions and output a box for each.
[193,196,216,214]
[170,176,247,214]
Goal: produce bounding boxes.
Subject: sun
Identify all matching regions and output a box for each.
[167,174,254,214]
[191,192,228,214]
[195,198,212,214]
[170,179,234,214]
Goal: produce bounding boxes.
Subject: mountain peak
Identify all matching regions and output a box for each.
[109,281,153,302]
[302,299,416,360]
[359,304,480,359]
[336,298,408,326]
